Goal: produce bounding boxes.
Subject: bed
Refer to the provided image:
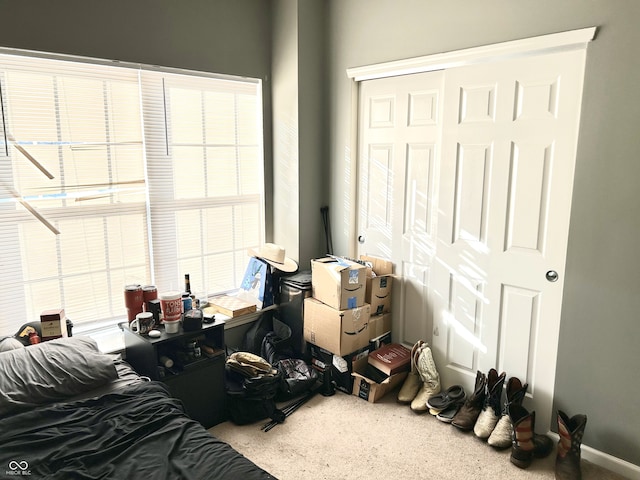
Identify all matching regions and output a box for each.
[0,336,275,479]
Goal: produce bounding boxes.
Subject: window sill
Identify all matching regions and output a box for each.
[79,306,272,355]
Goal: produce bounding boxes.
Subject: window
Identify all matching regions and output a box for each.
[0,50,265,336]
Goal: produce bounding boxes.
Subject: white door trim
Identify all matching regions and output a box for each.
[346,27,596,81]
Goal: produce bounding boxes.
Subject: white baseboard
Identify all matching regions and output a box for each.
[547,432,640,480]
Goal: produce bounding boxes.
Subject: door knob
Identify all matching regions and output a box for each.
[545,270,559,282]
[358,235,365,244]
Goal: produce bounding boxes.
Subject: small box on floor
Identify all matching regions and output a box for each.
[351,356,408,403]
[310,344,370,394]
[40,309,68,342]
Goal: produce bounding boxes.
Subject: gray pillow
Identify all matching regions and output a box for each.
[0,336,118,416]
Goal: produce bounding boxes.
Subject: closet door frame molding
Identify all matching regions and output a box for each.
[347,27,596,81]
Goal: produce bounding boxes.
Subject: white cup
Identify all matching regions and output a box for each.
[160,291,183,323]
[164,319,181,334]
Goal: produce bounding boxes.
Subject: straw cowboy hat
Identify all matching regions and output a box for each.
[248,243,298,273]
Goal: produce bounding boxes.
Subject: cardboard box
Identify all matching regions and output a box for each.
[40,309,68,341]
[366,275,393,315]
[361,255,394,315]
[311,257,366,310]
[351,356,408,403]
[310,344,370,394]
[303,297,370,356]
[369,313,392,340]
[237,256,277,309]
[360,255,394,276]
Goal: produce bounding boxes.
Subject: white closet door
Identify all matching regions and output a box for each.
[431,49,586,430]
[357,48,586,430]
[357,70,444,344]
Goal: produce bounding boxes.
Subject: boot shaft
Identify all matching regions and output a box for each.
[556,410,587,480]
[557,410,587,458]
[485,369,506,415]
[510,404,536,451]
[509,404,553,468]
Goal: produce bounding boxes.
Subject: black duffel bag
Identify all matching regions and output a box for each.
[224,352,285,425]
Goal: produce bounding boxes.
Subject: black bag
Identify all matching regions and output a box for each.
[241,309,275,354]
[224,352,284,425]
[261,327,318,401]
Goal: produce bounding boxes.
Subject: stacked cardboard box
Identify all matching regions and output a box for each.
[304,255,399,401]
[304,257,370,356]
[304,256,369,394]
[349,255,405,402]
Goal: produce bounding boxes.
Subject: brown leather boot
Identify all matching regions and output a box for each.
[509,404,553,468]
[451,370,486,430]
[556,410,587,480]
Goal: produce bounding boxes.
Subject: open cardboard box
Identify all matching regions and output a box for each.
[351,355,408,403]
[360,255,394,315]
[311,257,366,310]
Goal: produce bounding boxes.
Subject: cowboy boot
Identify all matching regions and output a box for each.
[451,370,486,430]
[488,376,528,448]
[474,368,506,438]
[409,343,441,413]
[509,404,553,468]
[397,340,425,404]
[556,410,587,480]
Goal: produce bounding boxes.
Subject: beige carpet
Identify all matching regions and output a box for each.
[210,389,626,480]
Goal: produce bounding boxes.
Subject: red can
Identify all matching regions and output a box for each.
[124,284,144,323]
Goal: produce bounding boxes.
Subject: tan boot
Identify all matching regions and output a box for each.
[410,343,440,413]
[397,340,425,404]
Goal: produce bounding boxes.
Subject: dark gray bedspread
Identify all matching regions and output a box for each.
[0,381,275,480]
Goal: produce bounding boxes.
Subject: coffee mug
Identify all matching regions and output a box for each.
[131,312,155,335]
[160,291,183,322]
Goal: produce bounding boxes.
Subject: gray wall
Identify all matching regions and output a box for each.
[0,0,271,78]
[271,0,326,270]
[0,0,277,245]
[325,0,640,467]
[2,0,639,469]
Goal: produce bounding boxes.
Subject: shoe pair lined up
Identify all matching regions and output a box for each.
[396,340,441,412]
[445,368,529,449]
[397,344,588,478]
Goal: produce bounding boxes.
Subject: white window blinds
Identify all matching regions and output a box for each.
[0,51,265,335]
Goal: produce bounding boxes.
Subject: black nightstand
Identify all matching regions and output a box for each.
[121,319,226,428]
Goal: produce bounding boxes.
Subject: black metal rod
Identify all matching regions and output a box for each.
[261,388,319,432]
